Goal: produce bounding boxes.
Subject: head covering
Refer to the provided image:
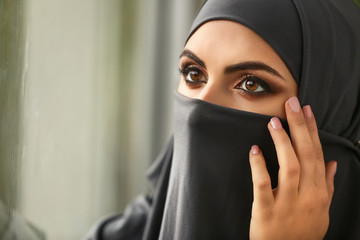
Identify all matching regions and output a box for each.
[187,0,303,85]
[141,0,360,239]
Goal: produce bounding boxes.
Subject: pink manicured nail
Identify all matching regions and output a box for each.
[251,145,261,154]
[270,117,283,130]
[303,105,312,120]
[288,97,301,112]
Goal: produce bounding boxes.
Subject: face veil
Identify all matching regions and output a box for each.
[158,92,284,239]
[141,1,360,239]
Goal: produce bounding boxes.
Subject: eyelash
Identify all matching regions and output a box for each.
[178,64,273,96]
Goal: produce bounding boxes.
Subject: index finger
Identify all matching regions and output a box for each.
[285,97,316,189]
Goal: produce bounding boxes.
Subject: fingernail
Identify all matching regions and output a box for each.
[303,105,312,120]
[270,117,282,130]
[251,145,261,154]
[288,96,301,112]
[333,161,337,175]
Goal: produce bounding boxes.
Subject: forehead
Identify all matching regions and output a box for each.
[184,20,293,80]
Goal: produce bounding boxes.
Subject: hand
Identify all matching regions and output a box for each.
[248,97,337,240]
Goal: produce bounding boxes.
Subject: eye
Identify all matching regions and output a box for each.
[235,75,271,94]
[179,66,207,85]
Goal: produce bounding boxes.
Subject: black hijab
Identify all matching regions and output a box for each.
[140,0,360,239]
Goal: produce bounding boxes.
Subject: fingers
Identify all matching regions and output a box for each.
[252,97,335,208]
[249,145,274,208]
[267,117,299,200]
[285,97,316,188]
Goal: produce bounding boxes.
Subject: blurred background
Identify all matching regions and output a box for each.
[0,0,203,239]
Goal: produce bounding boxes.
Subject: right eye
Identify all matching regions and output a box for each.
[179,66,207,85]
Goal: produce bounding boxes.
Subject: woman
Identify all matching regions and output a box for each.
[87,0,360,239]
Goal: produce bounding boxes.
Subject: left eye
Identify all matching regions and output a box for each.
[179,66,207,85]
[235,75,269,93]
[185,69,206,83]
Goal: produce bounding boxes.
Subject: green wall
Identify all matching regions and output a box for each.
[0,0,25,236]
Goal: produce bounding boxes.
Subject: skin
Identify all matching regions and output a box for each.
[178,20,337,240]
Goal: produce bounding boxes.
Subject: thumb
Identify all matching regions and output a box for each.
[325,161,337,198]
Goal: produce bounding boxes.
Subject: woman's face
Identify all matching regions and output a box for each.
[178,20,298,119]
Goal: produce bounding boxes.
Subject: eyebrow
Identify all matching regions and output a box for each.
[224,61,284,80]
[180,49,284,80]
[179,49,206,69]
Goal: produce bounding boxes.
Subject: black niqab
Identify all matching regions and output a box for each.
[158,93,285,239]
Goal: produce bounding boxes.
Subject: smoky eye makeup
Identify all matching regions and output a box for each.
[179,63,207,87]
[179,56,285,96]
[231,65,287,94]
[234,73,274,97]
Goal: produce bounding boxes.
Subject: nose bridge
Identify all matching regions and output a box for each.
[197,76,226,105]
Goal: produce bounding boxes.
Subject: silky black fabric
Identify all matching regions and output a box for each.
[158,93,285,239]
[293,0,360,144]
